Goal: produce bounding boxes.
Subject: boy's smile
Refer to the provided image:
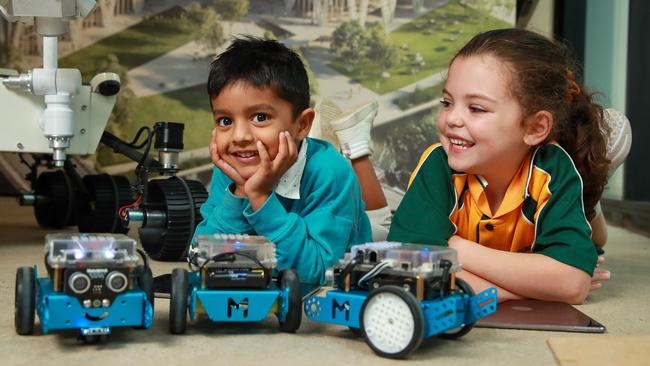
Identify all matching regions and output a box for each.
[211,82,312,180]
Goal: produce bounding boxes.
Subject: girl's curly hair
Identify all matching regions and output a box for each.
[453,28,610,220]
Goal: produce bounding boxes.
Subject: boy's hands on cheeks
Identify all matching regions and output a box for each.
[246,131,298,210]
[209,129,299,210]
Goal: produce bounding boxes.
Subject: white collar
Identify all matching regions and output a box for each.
[275,138,308,199]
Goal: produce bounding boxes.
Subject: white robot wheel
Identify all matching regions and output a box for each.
[360,285,424,358]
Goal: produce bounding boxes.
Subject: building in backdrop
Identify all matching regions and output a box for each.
[0,0,510,206]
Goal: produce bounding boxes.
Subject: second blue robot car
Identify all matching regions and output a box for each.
[169,234,301,334]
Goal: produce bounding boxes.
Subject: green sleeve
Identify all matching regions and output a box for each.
[533,145,598,275]
[387,146,456,246]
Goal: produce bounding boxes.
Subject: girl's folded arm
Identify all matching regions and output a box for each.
[450,235,591,304]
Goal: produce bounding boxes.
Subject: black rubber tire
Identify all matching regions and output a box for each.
[438,277,476,339]
[139,177,207,261]
[15,267,36,335]
[361,285,424,359]
[277,269,302,333]
[169,268,189,334]
[78,174,132,233]
[34,170,78,228]
[79,334,107,344]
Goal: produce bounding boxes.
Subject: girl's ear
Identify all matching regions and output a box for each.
[295,108,315,140]
[524,110,553,146]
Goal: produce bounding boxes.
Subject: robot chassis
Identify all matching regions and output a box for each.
[304,242,498,358]
[1,1,207,261]
[169,235,302,334]
[15,234,154,343]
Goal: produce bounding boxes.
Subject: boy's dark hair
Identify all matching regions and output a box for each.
[453,28,609,220]
[207,37,310,119]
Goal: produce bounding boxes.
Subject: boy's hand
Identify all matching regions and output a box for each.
[210,128,246,196]
[246,131,298,210]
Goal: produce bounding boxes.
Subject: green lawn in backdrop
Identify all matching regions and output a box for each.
[329,1,510,95]
[60,7,196,80]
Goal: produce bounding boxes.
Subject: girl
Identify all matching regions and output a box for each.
[387,28,612,304]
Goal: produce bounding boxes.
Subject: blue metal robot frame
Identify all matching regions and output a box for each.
[170,267,301,334]
[305,287,496,333]
[186,271,290,323]
[35,267,153,335]
[304,286,497,357]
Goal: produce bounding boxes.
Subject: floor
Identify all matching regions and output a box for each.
[1,197,649,366]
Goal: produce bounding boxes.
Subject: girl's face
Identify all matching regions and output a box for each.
[438,55,531,180]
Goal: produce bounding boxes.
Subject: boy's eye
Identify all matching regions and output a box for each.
[216,117,232,127]
[252,113,268,123]
[439,99,452,108]
[469,106,487,113]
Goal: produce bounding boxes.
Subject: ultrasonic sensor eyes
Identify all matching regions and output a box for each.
[105,271,128,293]
[68,272,91,294]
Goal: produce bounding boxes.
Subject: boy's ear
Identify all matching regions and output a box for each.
[524,110,553,146]
[294,107,315,140]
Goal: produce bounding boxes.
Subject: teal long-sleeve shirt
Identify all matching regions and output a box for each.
[194,137,372,285]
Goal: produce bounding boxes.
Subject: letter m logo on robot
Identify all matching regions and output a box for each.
[227,297,249,319]
[332,299,350,321]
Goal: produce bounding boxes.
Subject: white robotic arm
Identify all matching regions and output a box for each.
[0,0,119,167]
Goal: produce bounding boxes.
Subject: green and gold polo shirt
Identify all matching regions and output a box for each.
[387,142,598,275]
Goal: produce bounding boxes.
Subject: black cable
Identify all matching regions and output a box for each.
[336,251,364,290]
[132,126,154,194]
[438,259,452,298]
[357,260,392,288]
[134,127,153,174]
[126,126,151,149]
[196,251,272,287]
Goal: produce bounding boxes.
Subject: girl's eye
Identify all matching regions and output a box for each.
[439,99,451,108]
[216,117,232,127]
[252,113,268,123]
[469,106,487,113]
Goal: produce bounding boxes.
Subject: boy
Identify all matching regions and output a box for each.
[194,37,372,285]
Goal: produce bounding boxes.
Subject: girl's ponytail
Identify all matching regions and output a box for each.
[555,69,609,220]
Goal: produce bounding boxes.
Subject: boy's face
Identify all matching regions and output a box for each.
[211,82,313,180]
[437,55,530,180]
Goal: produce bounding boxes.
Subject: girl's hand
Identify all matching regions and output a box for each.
[245,131,298,209]
[210,128,246,196]
[591,255,610,291]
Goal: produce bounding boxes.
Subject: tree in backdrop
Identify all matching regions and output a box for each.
[0,21,23,70]
[211,0,249,36]
[331,21,369,62]
[185,2,225,53]
[332,21,398,69]
[0,42,21,69]
[365,22,398,69]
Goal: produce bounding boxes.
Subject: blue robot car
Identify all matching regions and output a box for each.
[169,235,301,334]
[15,234,154,343]
[303,242,498,358]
